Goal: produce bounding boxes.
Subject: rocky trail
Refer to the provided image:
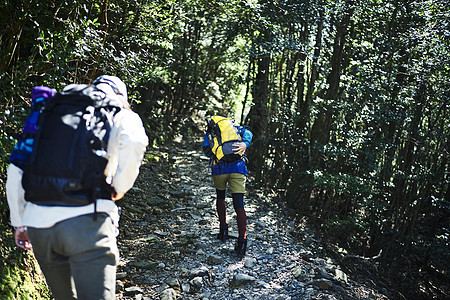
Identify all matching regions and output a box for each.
[114,136,388,300]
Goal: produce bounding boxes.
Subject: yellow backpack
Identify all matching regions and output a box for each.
[207,116,243,163]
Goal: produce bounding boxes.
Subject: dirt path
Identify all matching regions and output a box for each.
[114,137,388,300]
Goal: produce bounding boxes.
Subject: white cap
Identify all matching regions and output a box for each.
[93,75,128,104]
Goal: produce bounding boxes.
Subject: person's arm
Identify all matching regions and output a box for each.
[202,132,213,158]
[241,128,253,148]
[106,110,148,199]
[6,164,25,227]
[232,127,253,155]
[6,163,32,250]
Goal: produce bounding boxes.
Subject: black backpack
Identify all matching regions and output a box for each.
[22,84,122,207]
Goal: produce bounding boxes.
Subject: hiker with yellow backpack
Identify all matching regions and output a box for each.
[202,116,253,256]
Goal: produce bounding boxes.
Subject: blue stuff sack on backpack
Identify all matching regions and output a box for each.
[9,86,55,169]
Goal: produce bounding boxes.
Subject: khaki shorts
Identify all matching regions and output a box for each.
[212,173,246,194]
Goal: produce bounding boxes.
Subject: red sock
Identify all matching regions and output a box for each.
[216,198,226,226]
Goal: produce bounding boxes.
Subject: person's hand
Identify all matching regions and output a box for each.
[232,142,247,155]
[15,227,32,251]
[110,184,125,201]
[112,191,125,201]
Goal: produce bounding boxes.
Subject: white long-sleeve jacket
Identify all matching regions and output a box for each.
[6,108,148,229]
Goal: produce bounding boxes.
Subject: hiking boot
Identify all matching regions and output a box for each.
[234,236,247,256]
[217,224,229,241]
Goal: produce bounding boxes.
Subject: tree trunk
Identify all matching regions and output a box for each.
[241,57,254,124]
[0,22,25,72]
[247,52,270,181]
[310,0,354,170]
[286,12,323,209]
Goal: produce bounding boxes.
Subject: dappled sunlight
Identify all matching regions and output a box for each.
[113,137,389,299]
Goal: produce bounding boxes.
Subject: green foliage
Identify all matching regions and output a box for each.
[313,171,375,199]
[321,214,371,251]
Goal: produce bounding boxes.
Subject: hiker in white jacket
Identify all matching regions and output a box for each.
[6,75,148,300]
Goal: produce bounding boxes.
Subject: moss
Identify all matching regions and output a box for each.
[0,228,51,300]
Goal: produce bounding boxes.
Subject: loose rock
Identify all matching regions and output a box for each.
[229,274,257,288]
[160,288,177,300]
[190,276,204,291]
[207,254,222,265]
